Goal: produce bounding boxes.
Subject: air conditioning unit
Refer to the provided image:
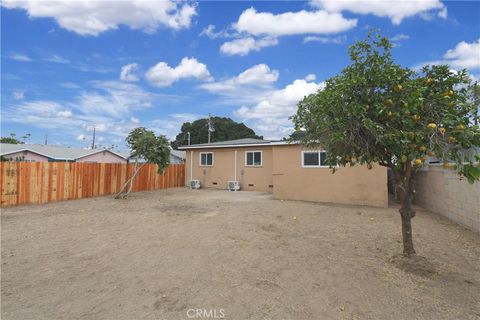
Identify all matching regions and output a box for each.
[228,181,241,191]
[189,180,201,189]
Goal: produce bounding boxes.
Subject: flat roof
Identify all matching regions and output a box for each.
[178,138,297,150]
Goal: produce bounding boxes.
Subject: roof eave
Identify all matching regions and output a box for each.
[178,141,297,150]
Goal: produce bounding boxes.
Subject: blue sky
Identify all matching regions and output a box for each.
[1,0,479,149]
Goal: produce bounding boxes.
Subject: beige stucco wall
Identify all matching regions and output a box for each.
[3,151,49,162]
[77,151,126,163]
[185,147,274,192]
[272,145,388,208]
[415,165,479,233]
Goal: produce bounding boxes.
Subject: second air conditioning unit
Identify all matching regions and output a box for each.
[189,180,201,189]
[228,181,241,191]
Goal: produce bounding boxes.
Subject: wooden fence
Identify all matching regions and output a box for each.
[0,162,185,207]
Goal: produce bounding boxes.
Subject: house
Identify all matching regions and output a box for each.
[0,143,186,164]
[179,138,388,208]
[0,143,127,163]
[125,150,186,164]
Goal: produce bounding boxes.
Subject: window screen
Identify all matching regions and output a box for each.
[200,152,213,166]
[246,151,262,166]
[303,152,319,166]
[303,151,327,167]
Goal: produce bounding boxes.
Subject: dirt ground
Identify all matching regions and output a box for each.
[1,188,479,320]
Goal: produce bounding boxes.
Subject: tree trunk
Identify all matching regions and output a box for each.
[397,162,417,256]
[114,162,146,199]
[400,211,416,256]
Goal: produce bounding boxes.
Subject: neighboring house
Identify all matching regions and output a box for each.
[0,143,127,163]
[179,138,388,208]
[0,143,187,164]
[170,150,186,164]
[120,149,186,164]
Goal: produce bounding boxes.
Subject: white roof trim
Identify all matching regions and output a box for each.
[178,141,297,150]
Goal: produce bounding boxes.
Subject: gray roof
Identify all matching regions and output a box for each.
[119,149,185,161]
[0,143,127,161]
[171,149,186,159]
[179,138,280,149]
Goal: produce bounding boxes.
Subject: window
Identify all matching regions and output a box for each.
[245,151,262,166]
[302,150,328,167]
[199,152,214,166]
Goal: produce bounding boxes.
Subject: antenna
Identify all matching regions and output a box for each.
[44,134,48,145]
[91,127,96,149]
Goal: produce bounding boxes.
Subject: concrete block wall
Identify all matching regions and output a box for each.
[415,165,479,233]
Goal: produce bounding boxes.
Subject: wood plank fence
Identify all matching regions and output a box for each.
[0,162,185,207]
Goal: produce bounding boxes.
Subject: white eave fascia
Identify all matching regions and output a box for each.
[178,140,299,150]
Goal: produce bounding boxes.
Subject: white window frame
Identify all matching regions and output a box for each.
[245,150,263,167]
[301,150,330,168]
[199,152,214,166]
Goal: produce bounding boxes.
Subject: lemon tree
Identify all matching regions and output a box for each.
[293,31,480,256]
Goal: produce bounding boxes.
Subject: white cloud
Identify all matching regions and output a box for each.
[220,36,278,56]
[77,81,154,118]
[199,24,234,39]
[57,110,72,118]
[2,0,197,36]
[303,35,346,44]
[76,134,86,141]
[443,39,480,69]
[305,74,317,81]
[2,81,187,147]
[12,90,25,100]
[120,63,139,82]
[390,33,410,42]
[146,113,201,140]
[10,53,32,62]
[200,64,279,94]
[145,57,212,87]
[234,7,357,36]
[235,79,324,139]
[310,0,447,25]
[216,7,355,55]
[130,117,140,124]
[44,55,70,64]
[417,39,480,71]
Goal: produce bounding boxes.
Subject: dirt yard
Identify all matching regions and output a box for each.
[1,188,479,320]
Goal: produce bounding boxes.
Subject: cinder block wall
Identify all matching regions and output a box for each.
[415,165,479,233]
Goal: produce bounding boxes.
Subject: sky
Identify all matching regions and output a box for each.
[1,0,479,149]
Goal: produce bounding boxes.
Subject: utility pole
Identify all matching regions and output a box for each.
[44,134,48,145]
[207,113,215,144]
[91,127,96,149]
